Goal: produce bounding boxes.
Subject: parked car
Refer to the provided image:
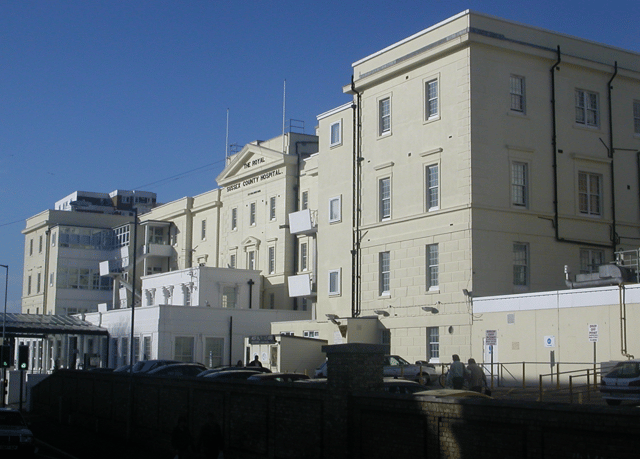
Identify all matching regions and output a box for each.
[132,359,180,373]
[146,363,207,377]
[314,357,436,384]
[200,369,263,381]
[197,366,271,378]
[113,364,133,373]
[382,377,425,394]
[383,355,436,384]
[599,359,640,406]
[247,372,310,383]
[0,408,36,457]
[314,360,328,378]
[413,388,493,399]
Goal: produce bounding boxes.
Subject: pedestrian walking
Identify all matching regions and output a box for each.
[466,358,486,393]
[446,354,466,389]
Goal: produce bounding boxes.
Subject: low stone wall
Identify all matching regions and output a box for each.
[30,344,640,459]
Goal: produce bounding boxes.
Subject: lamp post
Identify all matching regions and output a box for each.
[1,264,8,408]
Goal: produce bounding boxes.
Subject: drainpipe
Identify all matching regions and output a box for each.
[619,284,634,359]
[608,62,618,251]
[350,75,362,318]
[550,46,611,250]
[551,46,562,242]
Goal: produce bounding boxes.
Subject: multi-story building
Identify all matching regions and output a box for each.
[21,11,640,370]
[21,190,156,315]
[273,10,640,364]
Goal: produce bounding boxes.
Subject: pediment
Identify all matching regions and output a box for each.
[241,236,261,249]
[216,143,293,186]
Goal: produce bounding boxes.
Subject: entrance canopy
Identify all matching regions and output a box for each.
[0,313,109,339]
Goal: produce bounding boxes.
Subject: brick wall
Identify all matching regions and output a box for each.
[31,344,640,458]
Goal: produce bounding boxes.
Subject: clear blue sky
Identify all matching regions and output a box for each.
[1,1,638,312]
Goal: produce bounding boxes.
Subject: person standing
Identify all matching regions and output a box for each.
[446,354,466,389]
[247,355,262,367]
[466,358,486,393]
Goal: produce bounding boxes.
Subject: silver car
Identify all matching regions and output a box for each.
[600,359,640,406]
[383,355,436,385]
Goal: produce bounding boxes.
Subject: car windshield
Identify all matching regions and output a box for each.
[386,356,410,366]
[0,412,25,426]
[607,362,640,378]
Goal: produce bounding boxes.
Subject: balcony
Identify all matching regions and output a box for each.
[288,209,317,235]
[141,243,173,259]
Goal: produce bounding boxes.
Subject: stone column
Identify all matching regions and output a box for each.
[322,343,386,459]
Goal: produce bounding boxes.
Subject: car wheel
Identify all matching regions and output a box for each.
[605,399,621,406]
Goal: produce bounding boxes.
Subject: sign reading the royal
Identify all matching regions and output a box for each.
[243,157,265,169]
[588,324,598,343]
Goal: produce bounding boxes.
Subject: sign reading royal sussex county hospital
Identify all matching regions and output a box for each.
[225,167,283,193]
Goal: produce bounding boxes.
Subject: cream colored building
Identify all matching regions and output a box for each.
[274,10,640,365]
[21,11,640,372]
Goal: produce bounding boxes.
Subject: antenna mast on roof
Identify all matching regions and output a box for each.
[282,79,286,152]
[225,108,230,161]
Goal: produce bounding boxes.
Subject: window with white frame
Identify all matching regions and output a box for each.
[513,243,529,287]
[268,246,276,274]
[511,162,528,207]
[330,120,342,147]
[204,338,224,368]
[328,269,341,296]
[143,336,151,361]
[301,191,309,210]
[329,196,341,223]
[247,250,256,270]
[269,196,276,221]
[174,336,194,363]
[426,244,439,290]
[222,286,237,308]
[303,330,319,338]
[575,89,599,127]
[379,177,391,221]
[231,207,238,230]
[201,219,207,240]
[379,97,391,135]
[634,100,640,135]
[39,235,43,253]
[300,242,308,271]
[229,253,236,269]
[578,172,602,216]
[427,327,439,362]
[510,75,526,113]
[249,202,256,226]
[29,239,33,256]
[426,164,439,211]
[379,251,390,295]
[425,78,439,120]
[580,248,605,274]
